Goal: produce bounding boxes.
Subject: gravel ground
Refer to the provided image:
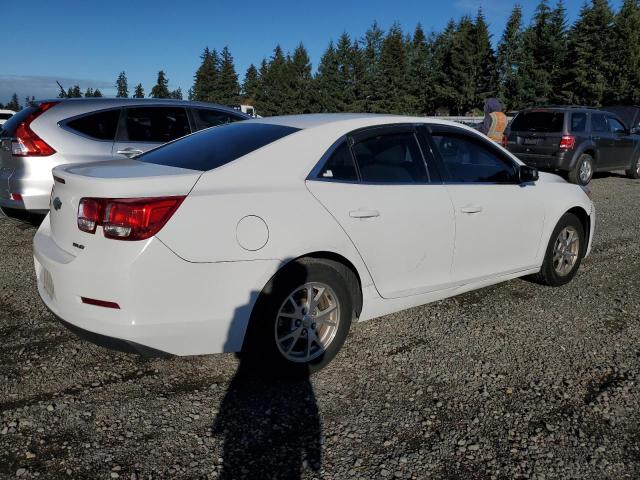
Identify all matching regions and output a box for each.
[1,173,639,479]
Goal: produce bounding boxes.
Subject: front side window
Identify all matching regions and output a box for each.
[351,132,428,183]
[139,122,299,171]
[317,142,358,181]
[431,133,518,183]
[67,109,120,140]
[591,114,607,133]
[193,109,241,130]
[608,117,626,134]
[571,113,587,132]
[124,107,190,143]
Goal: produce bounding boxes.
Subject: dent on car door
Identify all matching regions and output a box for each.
[428,129,546,283]
[113,106,191,158]
[306,127,456,299]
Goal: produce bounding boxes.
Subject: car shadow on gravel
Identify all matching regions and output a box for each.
[212,260,322,479]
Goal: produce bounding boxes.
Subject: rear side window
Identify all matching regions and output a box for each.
[352,132,428,183]
[591,114,607,132]
[510,111,564,133]
[139,122,299,171]
[124,107,190,143]
[317,142,358,181]
[571,113,587,132]
[431,133,518,183]
[0,113,12,120]
[66,109,120,140]
[193,109,241,130]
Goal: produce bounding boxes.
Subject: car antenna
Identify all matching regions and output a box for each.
[56,81,68,98]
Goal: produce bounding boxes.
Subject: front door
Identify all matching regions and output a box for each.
[306,126,456,299]
[428,128,546,282]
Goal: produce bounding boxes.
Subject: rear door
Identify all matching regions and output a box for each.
[306,125,456,299]
[113,106,191,159]
[428,127,546,282]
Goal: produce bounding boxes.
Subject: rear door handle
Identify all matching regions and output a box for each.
[460,205,483,214]
[349,209,380,219]
[116,148,144,158]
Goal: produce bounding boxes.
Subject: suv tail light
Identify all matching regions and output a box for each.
[501,134,509,148]
[11,101,59,157]
[559,135,575,150]
[77,196,185,240]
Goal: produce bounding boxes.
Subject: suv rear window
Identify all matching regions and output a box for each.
[67,109,120,140]
[139,122,299,171]
[510,111,565,133]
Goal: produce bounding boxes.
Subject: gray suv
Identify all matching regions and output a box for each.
[0,98,249,214]
[505,106,640,185]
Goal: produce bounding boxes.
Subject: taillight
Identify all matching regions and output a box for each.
[78,196,185,240]
[501,134,509,148]
[12,101,58,157]
[559,135,575,150]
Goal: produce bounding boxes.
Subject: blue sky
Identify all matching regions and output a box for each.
[1,0,624,103]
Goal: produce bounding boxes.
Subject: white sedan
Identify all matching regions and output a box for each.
[33,114,594,374]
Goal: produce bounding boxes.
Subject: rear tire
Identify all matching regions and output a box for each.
[243,258,355,377]
[626,155,640,179]
[530,213,585,287]
[568,154,594,185]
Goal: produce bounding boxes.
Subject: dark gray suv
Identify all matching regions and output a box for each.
[0,98,249,214]
[505,107,640,185]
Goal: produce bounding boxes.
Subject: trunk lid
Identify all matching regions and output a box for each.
[507,110,565,156]
[49,159,202,254]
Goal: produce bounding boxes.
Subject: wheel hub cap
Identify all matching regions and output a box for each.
[275,282,341,363]
[552,226,580,276]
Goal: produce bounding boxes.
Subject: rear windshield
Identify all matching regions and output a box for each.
[0,106,37,137]
[510,111,565,133]
[139,122,300,171]
[0,113,12,120]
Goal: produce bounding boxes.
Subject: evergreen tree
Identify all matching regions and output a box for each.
[609,0,640,103]
[133,83,145,98]
[93,89,103,98]
[256,46,289,115]
[84,87,94,97]
[314,41,341,112]
[446,17,477,114]
[150,70,171,98]
[335,33,358,112]
[170,87,183,100]
[242,64,259,102]
[67,85,82,98]
[497,5,528,109]
[360,22,385,112]
[116,71,129,98]
[379,23,410,114]
[472,8,497,105]
[6,93,20,111]
[564,0,616,106]
[192,47,220,103]
[407,24,432,114]
[288,44,313,113]
[431,20,459,114]
[218,46,240,105]
[548,1,569,103]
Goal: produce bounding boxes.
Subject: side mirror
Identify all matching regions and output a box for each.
[519,165,539,183]
[631,126,640,135]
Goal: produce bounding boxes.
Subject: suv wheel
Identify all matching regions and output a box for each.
[626,155,640,179]
[568,154,594,185]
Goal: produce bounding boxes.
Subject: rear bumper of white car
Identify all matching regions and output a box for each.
[33,215,279,356]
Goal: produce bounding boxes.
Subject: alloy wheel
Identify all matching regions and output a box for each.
[579,159,592,184]
[275,282,341,363]
[552,226,580,276]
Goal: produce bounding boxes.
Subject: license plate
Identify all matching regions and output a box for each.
[522,138,540,146]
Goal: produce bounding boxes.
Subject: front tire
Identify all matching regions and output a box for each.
[244,258,355,377]
[568,154,594,185]
[531,213,585,287]
[626,155,640,179]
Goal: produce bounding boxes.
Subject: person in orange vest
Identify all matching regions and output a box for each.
[479,97,507,143]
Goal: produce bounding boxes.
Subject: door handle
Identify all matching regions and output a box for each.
[116,148,144,158]
[460,205,483,214]
[349,209,380,219]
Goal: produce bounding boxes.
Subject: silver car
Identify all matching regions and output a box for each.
[0,98,249,214]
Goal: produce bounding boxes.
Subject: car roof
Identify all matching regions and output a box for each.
[33,97,248,117]
[248,113,470,131]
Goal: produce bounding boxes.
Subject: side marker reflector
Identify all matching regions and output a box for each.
[81,297,120,309]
